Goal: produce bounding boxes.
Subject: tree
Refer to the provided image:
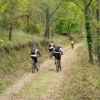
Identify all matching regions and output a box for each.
[40,0,63,38]
[31,0,65,38]
[96,0,100,66]
[71,0,93,63]
[55,2,84,37]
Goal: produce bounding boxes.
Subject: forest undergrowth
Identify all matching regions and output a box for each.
[60,45,100,100]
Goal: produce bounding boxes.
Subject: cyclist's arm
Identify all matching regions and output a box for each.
[59,48,63,55]
[37,51,41,56]
[60,51,63,55]
[37,51,40,54]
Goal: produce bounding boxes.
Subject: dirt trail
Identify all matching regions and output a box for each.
[0,43,82,100]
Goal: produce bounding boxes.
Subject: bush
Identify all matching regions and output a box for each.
[23,24,40,34]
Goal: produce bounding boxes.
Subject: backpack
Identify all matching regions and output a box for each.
[31,48,36,54]
[55,46,60,52]
[49,43,52,47]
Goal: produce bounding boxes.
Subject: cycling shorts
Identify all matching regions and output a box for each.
[49,48,53,52]
[54,53,61,60]
[31,56,37,63]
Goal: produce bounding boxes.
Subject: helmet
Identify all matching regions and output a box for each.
[33,45,37,49]
[58,44,61,48]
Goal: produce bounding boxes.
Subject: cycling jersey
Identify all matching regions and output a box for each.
[49,43,55,49]
[54,47,62,54]
[31,48,40,57]
[54,46,63,60]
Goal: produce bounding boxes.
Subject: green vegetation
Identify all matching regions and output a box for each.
[0,30,71,93]
[60,44,100,100]
[21,73,53,96]
[0,0,100,98]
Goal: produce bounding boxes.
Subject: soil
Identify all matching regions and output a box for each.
[0,43,82,100]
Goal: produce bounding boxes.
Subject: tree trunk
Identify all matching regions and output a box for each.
[9,26,12,40]
[97,0,100,66]
[9,0,13,40]
[44,22,49,38]
[44,8,50,38]
[84,9,93,63]
[27,15,29,34]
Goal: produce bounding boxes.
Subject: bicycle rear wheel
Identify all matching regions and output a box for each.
[56,61,60,72]
[32,63,35,73]
[37,61,40,71]
[49,52,53,59]
[71,45,74,49]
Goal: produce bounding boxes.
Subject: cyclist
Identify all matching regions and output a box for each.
[54,45,63,70]
[48,41,55,59]
[30,45,41,71]
[70,40,74,49]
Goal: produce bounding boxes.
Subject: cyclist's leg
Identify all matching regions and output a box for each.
[73,44,74,49]
[51,49,53,58]
[54,53,57,64]
[51,49,53,57]
[49,48,53,59]
[49,49,52,59]
[71,44,74,49]
[31,57,35,65]
[34,57,39,71]
[58,53,61,70]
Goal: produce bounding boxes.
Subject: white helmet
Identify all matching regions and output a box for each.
[58,44,61,48]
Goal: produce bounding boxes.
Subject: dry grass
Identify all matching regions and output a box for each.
[60,44,100,100]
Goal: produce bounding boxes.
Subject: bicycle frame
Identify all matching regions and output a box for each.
[49,51,53,59]
[71,44,74,49]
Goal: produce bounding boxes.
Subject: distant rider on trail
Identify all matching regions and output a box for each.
[70,40,74,49]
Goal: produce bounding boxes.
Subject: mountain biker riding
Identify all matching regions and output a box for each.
[30,45,41,71]
[49,41,55,59]
[54,45,63,70]
[70,40,74,49]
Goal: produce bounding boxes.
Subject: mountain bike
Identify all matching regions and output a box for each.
[49,52,53,59]
[56,60,61,72]
[32,55,41,73]
[32,61,40,73]
[71,44,74,49]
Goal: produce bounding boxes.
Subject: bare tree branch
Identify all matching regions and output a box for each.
[72,0,83,9]
[86,0,92,8]
[49,10,66,26]
[49,0,62,19]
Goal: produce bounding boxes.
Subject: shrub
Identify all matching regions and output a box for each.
[23,24,40,34]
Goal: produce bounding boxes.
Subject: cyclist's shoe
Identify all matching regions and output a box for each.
[60,66,61,70]
[33,63,35,66]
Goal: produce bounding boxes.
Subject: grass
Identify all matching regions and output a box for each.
[0,28,82,94]
[0,29,71,94]
[60,44,100,100]
[0,30,42,49]
[21,73,54,99]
